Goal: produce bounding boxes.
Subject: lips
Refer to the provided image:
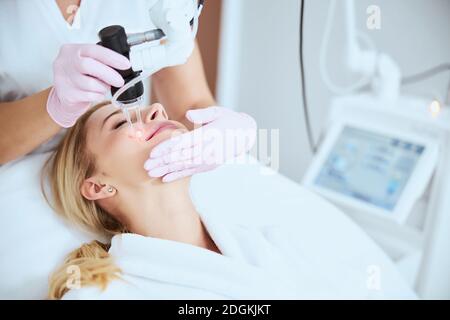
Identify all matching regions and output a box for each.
[145,121,177,141]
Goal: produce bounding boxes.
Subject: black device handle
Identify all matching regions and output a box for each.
[98,25,143,103]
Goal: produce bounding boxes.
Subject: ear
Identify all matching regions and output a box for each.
[81,177,116,201]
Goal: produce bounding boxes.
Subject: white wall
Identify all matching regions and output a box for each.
[216,0,450,299]
[219,0,450,183]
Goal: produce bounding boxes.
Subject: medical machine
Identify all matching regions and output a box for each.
[97,0,205,133]
[302,0,450,296]
[303,108,438,225]
[304,94,450,293]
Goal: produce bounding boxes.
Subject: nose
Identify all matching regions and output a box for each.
[144,103,168,123]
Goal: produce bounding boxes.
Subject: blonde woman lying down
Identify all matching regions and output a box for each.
[42,102,333,300]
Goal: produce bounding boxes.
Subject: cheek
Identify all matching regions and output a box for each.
[96,127,186,183]
[101,133,151,181]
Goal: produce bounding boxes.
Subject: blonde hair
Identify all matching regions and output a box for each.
[42,101,125,299]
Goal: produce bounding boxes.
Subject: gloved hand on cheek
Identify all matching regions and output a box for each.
[144,106,257,182]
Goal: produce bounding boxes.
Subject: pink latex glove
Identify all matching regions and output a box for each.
[144,106,257,182]
[47,44,131,128]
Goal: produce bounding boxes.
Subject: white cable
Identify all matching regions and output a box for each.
[319,0,376,95]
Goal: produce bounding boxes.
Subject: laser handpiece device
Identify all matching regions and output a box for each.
[98,25,149,134]
[97,0,204,135]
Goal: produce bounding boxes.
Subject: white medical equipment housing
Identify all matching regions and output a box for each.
[303,100,439,224]
[303,93,450,297]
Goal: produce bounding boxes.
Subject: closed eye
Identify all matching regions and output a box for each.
[113,120,127,130]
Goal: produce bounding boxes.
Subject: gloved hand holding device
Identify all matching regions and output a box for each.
[47,0,201,128]
[47,44,131,128]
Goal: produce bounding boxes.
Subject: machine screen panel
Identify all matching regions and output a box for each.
[314,126,425,211]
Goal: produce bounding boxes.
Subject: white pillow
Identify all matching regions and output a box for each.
[0,153,99,299]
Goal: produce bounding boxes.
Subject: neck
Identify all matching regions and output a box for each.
[112,178,216,251]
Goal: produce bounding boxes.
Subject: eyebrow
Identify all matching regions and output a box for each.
[101,110,121,129]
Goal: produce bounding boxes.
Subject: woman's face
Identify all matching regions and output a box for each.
[85,103,188,186]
